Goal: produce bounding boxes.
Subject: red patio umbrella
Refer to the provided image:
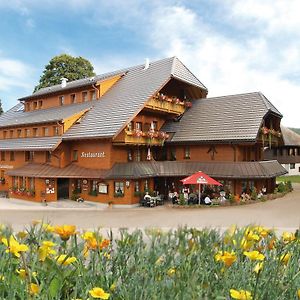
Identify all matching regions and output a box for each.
[181,171,222,204]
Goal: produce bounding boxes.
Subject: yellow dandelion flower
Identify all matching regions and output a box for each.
[167,268,176,276]
[215,251,237,267]
[230,289,252,300]
[89,287,110,299]
[82,231,95,241]
[54,225,76,241]
[56,254,77,266]
[1,235,28,258]
[243,250,265,261]
[110,282,116,292]
[16,231,28,239]
[280,252,291,266]
[282,232,296,244]
[38,241,56,261]
[253,262,263,274]
[29,283,39,295]
[32,220,42,226]
[42,223,54,233]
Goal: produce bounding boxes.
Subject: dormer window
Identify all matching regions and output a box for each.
[70,94,76,104]
[59,96,64,106]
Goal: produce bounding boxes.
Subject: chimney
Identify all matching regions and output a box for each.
[143,58,150,70]
[61,77,68,88]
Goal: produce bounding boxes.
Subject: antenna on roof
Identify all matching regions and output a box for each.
[60,78,68,88]
[143,58,150,70]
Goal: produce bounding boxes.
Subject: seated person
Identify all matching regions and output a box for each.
[172,191,179,204]
[204,195,212,205]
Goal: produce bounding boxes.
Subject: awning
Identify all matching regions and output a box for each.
[106,160,287,179]
[6,163,106,179]
[0,137,61,151]
[6,160,287,180]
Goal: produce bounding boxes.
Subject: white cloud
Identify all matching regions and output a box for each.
[0,56,34,91]
[146,3,300,127]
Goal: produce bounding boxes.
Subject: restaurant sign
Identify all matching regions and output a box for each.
[81,151,105,158]
[0,165,13,169]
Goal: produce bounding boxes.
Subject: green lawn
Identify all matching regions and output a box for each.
[277,175,300,183]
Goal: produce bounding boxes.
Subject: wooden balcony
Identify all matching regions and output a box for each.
[114,130,169,146]
[258,127,282,147]
[145,96,191,115]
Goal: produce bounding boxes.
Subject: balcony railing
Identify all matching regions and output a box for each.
[145,93,192,115]
[122,129,169,146]
[259,127,282,146]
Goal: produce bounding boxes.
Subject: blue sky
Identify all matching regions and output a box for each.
[0,0,299,127]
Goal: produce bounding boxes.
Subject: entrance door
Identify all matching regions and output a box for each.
[57,178,69,199]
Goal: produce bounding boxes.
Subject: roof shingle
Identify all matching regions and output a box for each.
[162,92,282,143]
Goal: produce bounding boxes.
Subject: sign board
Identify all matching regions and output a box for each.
[196,177,207,184]
[81,152,105,158]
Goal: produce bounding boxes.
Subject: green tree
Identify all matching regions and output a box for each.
[0,99,3,115]
[34,54,96,92]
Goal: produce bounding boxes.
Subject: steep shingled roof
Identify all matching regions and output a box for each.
[162,92,282,143]
[62,57,206,140]
[281,126,300,146]
[0,136,61,151]
[19,71,126,100]
[0,101,94,128]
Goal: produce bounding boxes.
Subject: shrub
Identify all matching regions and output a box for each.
[251,187,258,200]
[277,182,286,193]
[179,193,186,205]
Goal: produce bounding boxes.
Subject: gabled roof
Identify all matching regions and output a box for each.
[0,136,61,151]
[171,57,207,90]
[63,57,206,140]
[0,101,94,128]
[162,92,283,143]
[281,126,300,146]
[19,71,126,100]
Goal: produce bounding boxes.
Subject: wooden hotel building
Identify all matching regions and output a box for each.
[0,57,287,205]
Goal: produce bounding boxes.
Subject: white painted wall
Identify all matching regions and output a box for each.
[282,163,300,176]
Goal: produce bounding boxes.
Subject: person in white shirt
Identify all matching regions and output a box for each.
[204,195,212,205]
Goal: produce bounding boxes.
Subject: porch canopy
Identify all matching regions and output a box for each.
[106,160,287,179]
[6,163,106,179]
[6,160,287,180]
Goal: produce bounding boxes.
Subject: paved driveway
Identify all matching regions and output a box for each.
[0,184,300,231]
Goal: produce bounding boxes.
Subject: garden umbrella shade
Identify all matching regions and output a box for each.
[180,171,222,204]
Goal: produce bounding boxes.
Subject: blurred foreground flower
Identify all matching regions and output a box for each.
[230,289,252,300]
[243,250,265,261]
[89,287,110,299]
[54,225,76,241]
[1,235,28,257]
[215,251,237,267]
[56,254,77,266]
